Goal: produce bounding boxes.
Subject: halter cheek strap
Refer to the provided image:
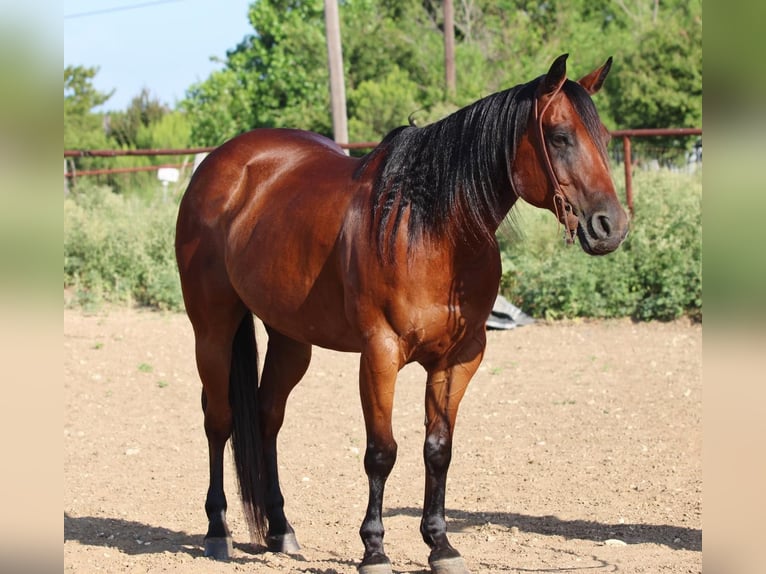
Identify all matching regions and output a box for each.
[533,86,577,245]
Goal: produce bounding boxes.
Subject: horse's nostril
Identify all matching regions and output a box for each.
[599,215,611,237]
[589,213,612,239]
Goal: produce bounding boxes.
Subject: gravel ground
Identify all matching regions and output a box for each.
[64,308,701,573]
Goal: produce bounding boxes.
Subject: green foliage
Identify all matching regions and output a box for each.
[500,169,702,321]
[135,110,192,150]
[181,0,700,146]
[604,2,702,159]
[107,88,170,148]
[64,65,113,150]
[622,30,702,119]
[184,0,331,144]
[64,66,111,114]
[183,68,255,146]
[348,66,419,141]
[64,185,183,310]
[63,1,702,150]
[65,68,193,194]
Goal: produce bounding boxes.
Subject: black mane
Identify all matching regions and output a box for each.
[355,76,606,258]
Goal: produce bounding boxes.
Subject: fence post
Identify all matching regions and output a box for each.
[622,135,634,217]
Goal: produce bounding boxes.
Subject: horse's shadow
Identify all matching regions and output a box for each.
[65,508,699,572]
[63,512,356,571]
[63,512,234,560]
[384,506,701,552]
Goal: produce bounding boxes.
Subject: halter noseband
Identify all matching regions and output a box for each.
[533,85,577,245]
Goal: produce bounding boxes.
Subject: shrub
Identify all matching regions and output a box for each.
[500,169,701,321]
[64,185,183,310]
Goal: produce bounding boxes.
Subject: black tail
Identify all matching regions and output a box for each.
[229,313,267,543]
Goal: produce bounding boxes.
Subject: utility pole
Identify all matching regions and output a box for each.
[443,0,456,97]
[324,0,348,149]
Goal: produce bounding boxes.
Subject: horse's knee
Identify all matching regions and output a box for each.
[423,432,452,473]
[364,441,398,477]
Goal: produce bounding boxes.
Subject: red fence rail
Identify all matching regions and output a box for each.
[62,142,378,159]
[64,129,701,214]
[610,128,701,215]
[63,147,216,158]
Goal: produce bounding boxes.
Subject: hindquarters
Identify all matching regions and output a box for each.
[176,173,269,550]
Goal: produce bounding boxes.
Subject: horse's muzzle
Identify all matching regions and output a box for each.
[577,207,629,255]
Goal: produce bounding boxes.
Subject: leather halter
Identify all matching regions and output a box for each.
[533,86,577,244]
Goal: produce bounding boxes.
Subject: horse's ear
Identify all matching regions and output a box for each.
[578,57,613,95]
[539,53,568,97]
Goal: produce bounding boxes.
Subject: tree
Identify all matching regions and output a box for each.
[347,66,419,142]
[107,88,170,149]
[184,0,331,145]
[135,111,191,150]
[607,5,702,130]
[104,93,192,194]
[604,2,702,162]
[184,67,256,146]
[184,0,451,145]
[64,65,112,149]
[64,65,115,191]
[182,0,702,147]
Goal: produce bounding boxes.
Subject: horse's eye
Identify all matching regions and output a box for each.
[549,131,572,149]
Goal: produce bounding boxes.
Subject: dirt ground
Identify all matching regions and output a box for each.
[64,308,701,573]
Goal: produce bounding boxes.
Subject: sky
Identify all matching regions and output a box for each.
[64,0,255,112]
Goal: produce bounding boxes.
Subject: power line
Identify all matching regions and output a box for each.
[64,0,183,20]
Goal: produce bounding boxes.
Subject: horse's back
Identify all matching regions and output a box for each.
[180,129,349,219]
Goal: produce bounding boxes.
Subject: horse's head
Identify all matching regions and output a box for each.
[511,54,629,255]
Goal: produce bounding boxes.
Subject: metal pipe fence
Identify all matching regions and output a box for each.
[64,129,701,214]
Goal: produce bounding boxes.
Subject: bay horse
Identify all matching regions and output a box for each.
[175,54,628,574]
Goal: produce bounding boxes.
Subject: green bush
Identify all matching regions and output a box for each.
[64,185,183,310]
[500,169,702,321]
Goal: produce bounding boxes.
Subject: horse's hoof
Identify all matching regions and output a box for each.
[429,555,470,574]
[203,536,233,560]
[358,561,394,574]
[267,532,301,554]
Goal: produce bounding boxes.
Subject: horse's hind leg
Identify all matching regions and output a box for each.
[179,248,253,559]
[259,325,312,554]
[191,300,253,560]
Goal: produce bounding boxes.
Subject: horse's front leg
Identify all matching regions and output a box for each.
[357,336,402,574]
[421,332,485,574]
